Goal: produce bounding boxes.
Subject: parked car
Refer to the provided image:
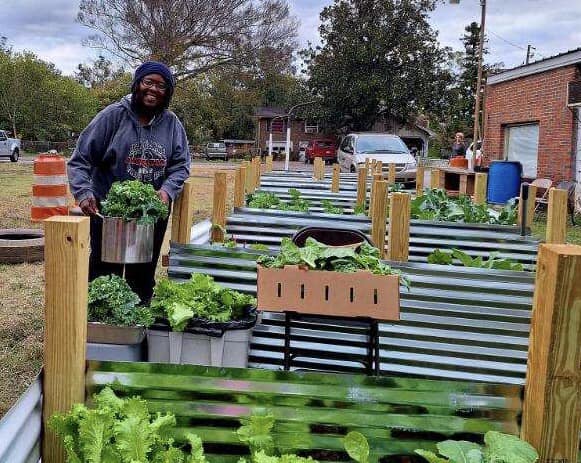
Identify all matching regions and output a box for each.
[337,133,416,184]
[0,130,21,162]
[305,139,337,164]
[205,142,228,160]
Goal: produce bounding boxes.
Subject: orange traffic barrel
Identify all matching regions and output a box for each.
[449,156,468,169]
[31,153,69,221]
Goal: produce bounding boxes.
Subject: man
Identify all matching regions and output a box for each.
[451,132,467,158]
[68,61,190,304]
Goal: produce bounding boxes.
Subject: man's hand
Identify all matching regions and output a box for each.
[157,189,170,205]
[79,197,98,216]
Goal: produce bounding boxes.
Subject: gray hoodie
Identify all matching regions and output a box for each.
[68,95,190,203]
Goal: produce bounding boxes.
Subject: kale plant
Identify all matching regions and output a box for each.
[101,180,169,225]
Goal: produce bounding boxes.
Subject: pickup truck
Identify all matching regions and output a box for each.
[0,130,21,162]
[204,142,228,161]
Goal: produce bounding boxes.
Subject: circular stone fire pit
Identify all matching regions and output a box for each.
[0,229,45,264]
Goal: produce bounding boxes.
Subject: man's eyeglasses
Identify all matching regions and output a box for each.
[141,78,168,91]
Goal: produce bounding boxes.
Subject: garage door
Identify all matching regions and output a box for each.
[504,124,539,178]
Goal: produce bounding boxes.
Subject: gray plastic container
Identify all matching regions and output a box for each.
[86,322,147,362]
[147,328,252,367]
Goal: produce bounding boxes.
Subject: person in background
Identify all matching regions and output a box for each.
[68,61,191,304]
[451,132,467,158]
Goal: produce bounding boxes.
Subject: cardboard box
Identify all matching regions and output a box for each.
[257,265,400,320]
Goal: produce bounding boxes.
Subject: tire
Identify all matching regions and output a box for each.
[0,228,44,264]
[10,149,19,162]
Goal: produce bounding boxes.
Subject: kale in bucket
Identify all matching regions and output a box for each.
[101,180,169,225]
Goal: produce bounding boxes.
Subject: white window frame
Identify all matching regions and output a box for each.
[304,123,319,134]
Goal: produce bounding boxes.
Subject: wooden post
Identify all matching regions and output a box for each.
[521,244,581,463]
[474,173,488,205]
[430,168,441,189]
[388,163,396,185]
[365,158,370,171]
[371,180,388,258]
[518,183,538,229]
[375,160,383,175]
[43,216,90,463]
[266,155,273,172]
[368,173,382,217]
[416,166,424,197]
[331,164,340,193]
[234,167,245,208]
[356,167,368,208]
[170,178,195,245]
[387,192,411,262]
[211,171,227,242]
[254,157,261,189]
[242,160,252,193]
[547,188,568,244]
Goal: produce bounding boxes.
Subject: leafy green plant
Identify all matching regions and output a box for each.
[257,238,410,289]
[410,189,517,225]
[321,199,343,215]
[237,411,276,456]
[88,275,154,327]
[249,243,270,251]
[248,192,281,209]
[150,273,256,331]
[415,431,538,463]
[279,189,311,212]
[427,248,524,271]
[101,180,169,225]
[49,386,208,463]
[343,432,369,463]
[211,224,237,247]
[353,203,366,215]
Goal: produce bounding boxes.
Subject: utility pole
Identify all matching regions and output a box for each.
[526,45,535,65]
[472,0,486,148]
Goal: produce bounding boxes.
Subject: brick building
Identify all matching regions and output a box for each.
[254,107,434,157]
[483,48,581,185]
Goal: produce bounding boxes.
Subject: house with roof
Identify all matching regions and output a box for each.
[483,48,581,188]
[254,107,435,157]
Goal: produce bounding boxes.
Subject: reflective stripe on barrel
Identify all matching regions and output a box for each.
[31,153,69,221]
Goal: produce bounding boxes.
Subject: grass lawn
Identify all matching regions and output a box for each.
[0,161,237,417]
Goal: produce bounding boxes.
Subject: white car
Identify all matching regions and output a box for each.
[0,130,21,162]
[336,133,416,183]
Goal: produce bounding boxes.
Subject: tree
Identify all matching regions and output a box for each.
[76,55,126,88]
[77,0,298,80]
[0,50,98,140]
[301,0,452,132]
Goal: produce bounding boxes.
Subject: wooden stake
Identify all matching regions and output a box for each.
[43,216,90,463]
[254,157,261,189]
[518,184,538,229]
[521,244,581,463]
[234,167,245,208]
[430,168,441,189]
[331,164,340,193]
[388,163,396,185]
[547,188,568,244]
[375,160,383,175]
[387,192,411,262]
[266,155,273,172]
[474,173,487,205]
[242,160,252,193]
[368,173,382,217]
[170,178,195,245]
[211,171,227,242]
[416,166,425,197]
[356,167,368,208]
[371,180,388,258]
[365,158,370,171]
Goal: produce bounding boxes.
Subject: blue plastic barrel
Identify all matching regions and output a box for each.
[487,161,522,204]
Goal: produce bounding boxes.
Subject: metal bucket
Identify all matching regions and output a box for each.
[101,216,154,264]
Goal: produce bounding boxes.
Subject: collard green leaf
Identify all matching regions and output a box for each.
[343,431,369,463]
[427,249,453,265]
[101,180,168,224]
[437,440,482,463]
[483,431,538,463]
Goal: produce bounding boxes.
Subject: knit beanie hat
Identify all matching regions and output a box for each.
[132,61,175,102]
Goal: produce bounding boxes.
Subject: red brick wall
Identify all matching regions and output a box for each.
[256,119,334,154]
[483,65,579,182]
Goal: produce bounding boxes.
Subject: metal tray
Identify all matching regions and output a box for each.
[87,322,146,345]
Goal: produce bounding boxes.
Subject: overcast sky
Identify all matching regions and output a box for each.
[2,0,581,76]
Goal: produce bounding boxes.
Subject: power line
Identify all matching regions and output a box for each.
[487,29,547,59]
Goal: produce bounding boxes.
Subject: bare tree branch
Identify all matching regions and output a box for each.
[77,0,298,79]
